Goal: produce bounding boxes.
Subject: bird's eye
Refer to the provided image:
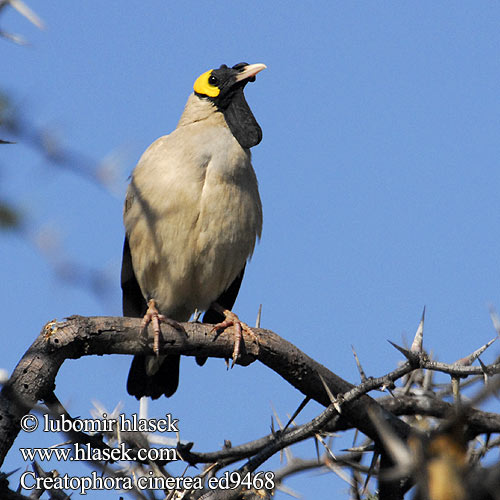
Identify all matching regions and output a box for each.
[208,75,218,86]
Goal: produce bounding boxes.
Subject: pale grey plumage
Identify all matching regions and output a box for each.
[125,96,262,320]
[123,64,264,399]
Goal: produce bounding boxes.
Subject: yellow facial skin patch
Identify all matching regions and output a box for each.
[193,70,220,97]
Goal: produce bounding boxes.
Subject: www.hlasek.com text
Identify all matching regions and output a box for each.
[20,442,178,462]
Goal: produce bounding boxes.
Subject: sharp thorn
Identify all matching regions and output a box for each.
[456,337,497,366]
[318,373,341,412]
[367,407,412,470]
[452,376,461,405]
[315,432,337,460]
[411,306,425,353]
[271,404,284,431]
[283,396,311,433]
[342,444,375,453]
[351,345,368,382]
[314,435,320,462]
[255,304,262,328]
[387,340,415,361]
[2,468,20,479]
[324,459,355,487]
[362,452,379,494]
[478,358,489,384]
[488,305,500,336]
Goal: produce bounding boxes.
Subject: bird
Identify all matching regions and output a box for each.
[121,62,266,399]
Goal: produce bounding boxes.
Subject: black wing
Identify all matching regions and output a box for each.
[121,236,147,317]
[122,236,180,399]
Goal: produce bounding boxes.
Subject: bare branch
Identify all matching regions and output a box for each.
[0,315,412,469]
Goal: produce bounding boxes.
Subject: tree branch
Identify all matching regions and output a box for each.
[0,315,412,468]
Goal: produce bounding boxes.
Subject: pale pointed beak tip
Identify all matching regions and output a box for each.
[235,63,267,82]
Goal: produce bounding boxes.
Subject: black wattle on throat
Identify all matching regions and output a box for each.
[222,90,262,149]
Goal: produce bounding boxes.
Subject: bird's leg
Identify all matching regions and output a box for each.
[141,299,165,356]
[210,303,259,367]
[141,299,184,356]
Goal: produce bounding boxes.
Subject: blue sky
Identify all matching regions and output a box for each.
[2,1,500,498]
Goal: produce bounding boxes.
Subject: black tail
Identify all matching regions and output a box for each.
[127,354,180,399]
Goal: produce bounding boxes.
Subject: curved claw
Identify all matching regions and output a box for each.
[210,306,258,367]
[142,299,184,355]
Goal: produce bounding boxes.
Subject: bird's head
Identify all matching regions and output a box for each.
[193,62,266,108]
[192,62,267,149]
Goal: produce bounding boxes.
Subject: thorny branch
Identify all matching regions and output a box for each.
[0,314,499,499]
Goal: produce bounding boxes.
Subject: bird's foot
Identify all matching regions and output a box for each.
[210,304,258,367]
[142,299,184,356]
